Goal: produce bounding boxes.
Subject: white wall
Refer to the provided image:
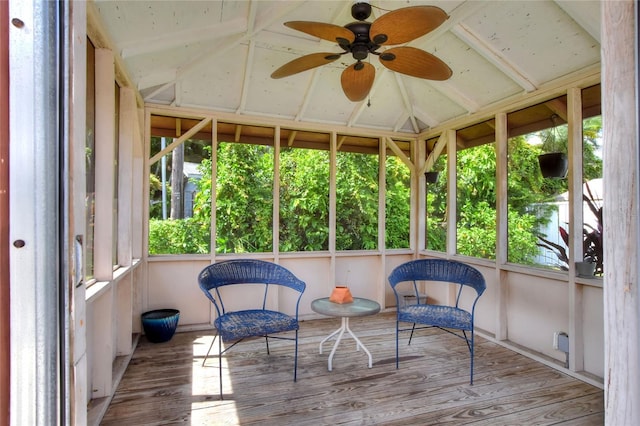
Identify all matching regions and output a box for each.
[145,254,604,382]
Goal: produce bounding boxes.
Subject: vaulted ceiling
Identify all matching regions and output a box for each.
[91,0,601,137]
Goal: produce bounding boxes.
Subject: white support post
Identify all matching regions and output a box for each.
[495,112,508,341]
[567,87,584,373]
[602,1,640,423]
[94,48,115,281]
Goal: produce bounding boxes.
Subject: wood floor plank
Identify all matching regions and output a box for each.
[101,312,603,425]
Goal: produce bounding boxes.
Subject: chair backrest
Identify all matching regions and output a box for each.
[198,259,306,316]
[388,259,486,307]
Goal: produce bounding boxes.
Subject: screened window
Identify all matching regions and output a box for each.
[507,98,569,269]
[336,149,378,251]
[456,142,497,259]
[148,136,212,254]
[582,115,603,276]
[112,83,120,266]
[279,145,329,252]
[217,141,274,253]
[385,154,410,249]
[426,154,447,252]
[85,40,96,280]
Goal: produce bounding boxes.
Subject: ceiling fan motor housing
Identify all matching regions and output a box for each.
[344,22,378,60]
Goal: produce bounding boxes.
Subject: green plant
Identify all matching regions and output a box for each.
[537,181,603,275]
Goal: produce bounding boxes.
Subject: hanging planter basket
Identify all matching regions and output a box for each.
[576,261,596,278]
[425,171,439,184]
[538,152,568,178]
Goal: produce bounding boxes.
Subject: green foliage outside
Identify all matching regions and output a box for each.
[335,151,379,250]
[214,143,274,253]
[385,155,411,249]
[148,217,210,254]
[279,147,330,252]
[453,142,541,261]
[148,116,602,270]
[426,155,447,252]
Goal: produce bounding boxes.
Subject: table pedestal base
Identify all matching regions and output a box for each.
[319,316,373,371]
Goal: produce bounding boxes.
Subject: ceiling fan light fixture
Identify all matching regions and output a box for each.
[351,44,369,60]
[336,37,351,49]
[380,52,395,61]
[372,34,388,44]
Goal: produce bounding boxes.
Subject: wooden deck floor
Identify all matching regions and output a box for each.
[101,312,604,425]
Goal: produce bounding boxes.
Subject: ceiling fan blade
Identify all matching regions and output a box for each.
[370,6,448,45]
[284,21,355,44]
[271,52,341,79]
[341,62,375,102]
[379,46,452,80]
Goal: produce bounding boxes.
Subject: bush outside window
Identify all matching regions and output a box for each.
[217,142,274,253]
[507,111,602,270]
[280,146,329,252]
[426,154,447,252]
[148,137,211,254]
[334,150,378,251]
[385,155,410,249]
[456,143,497,259]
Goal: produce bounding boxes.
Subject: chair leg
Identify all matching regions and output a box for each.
[293,330,299,382]
[408,323,417,345]
[202,333,218,367]
[460,329,475,385]
[470,330,475,385]
[265,335,270,355]
[395,321,400,369]
[218,334,223,400]
[462,330,472,352]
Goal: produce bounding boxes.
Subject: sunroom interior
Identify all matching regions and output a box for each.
[38,0,627,423]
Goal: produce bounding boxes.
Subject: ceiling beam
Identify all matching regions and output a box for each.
[143,1,305,103]
[421,132,448,175]
[138,69,178,91]
[430,79,481,113]
[288,130,297,146]
[451,23,538,92]
[384,137,414,170]
[86,1,144,107]
[120,17,248,59]
[146,103,417,141]
[149,117,212,165]
[554,0,601,43]
[236,39,257,113]
[236,2,259,113]
[419,64,600,140]
[412,106,439,129]
[394,73,419,133]
[392,112,410,133]
[295,68,323,122]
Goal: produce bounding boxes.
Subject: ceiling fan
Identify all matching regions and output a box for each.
[271,1,453,102]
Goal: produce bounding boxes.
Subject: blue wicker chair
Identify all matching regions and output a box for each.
[198,259,306,399]
[388,259,486,384]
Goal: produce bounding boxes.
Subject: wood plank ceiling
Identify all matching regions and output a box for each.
[92,0,601,151]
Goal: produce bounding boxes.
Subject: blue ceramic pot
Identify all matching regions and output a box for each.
[141,309,180,343]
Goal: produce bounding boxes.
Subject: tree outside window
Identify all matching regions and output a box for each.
[385,155,410,249]
[148,137,212,254]
[335,150,378,251]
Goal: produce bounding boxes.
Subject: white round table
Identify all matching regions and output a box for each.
[311,297,381,371]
